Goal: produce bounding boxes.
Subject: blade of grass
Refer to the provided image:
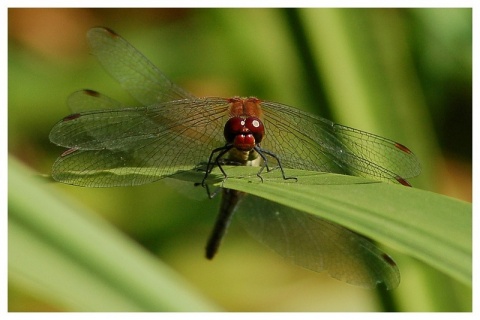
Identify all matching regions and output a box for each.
[174,165,471,287]
[8,156,219,311]
[300,8,439,187]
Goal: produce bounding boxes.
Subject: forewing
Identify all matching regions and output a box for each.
[260,101,421,184]
[236,194,400,289]
[67,89,125,113]
[49,98,230,187]
[87,27,196,106]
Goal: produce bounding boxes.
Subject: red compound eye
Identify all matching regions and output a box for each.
[223,116,265,151]
[224,117,244,143]
[244,117,264,143]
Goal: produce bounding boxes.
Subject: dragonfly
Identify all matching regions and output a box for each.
[50,27,421,290]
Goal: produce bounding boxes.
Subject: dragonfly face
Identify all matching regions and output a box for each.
[50,27,421,290]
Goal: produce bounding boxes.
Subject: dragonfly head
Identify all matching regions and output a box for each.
[224,116,265,151]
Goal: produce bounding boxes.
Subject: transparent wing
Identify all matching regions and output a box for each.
[236,193,400,290]
[54,27,420,187]
[87,27,196,106]
[67,89,125,113]
[260,101,421,185]
[49,98,231,187]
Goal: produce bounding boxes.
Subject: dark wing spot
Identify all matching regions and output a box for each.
[395,142,412,154]
[83,89,100,97]
[382,253,397,267]
[103,27,119,38]
[62,113,81,121]
[395,176,412,187]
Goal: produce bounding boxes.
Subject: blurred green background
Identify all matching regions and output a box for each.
[8,8,471,311]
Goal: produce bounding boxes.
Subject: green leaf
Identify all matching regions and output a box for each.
[8,157,219,311]
[173,165,472,287]
[9,154,471,310]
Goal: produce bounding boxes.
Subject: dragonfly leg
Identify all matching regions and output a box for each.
[202,145,232,187]
[255,146,298,182]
